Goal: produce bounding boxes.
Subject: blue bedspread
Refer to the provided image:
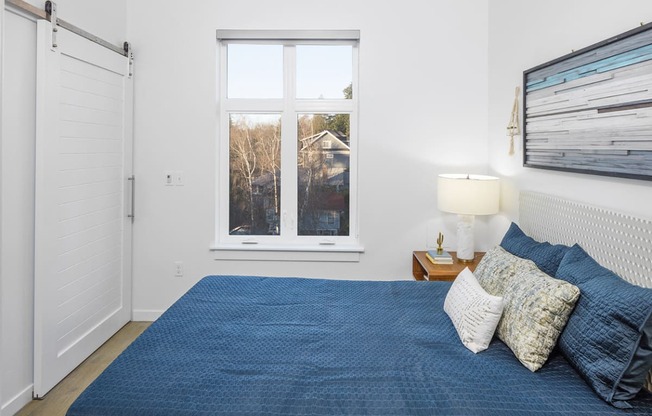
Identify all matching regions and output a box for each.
[67,275,652,415]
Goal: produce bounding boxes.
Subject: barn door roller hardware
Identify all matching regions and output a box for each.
[5,0,130,57]
[124,42,134,78]
[44,1,128,56]
[45,1,58,48]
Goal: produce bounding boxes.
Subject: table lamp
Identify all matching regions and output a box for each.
[437,174,500,262]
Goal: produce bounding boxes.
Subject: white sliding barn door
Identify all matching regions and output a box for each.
[34,20,133,397]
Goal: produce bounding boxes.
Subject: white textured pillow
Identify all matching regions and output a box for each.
[444,267,504,353]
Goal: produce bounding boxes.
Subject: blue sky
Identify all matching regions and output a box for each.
[227,44,352,99]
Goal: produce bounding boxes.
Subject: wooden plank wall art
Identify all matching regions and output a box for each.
[523,22,652,180]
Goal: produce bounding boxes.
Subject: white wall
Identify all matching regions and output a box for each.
[1,9,36,415]
[0,1,126,413]
[488,0,652,229]
[127,0,491,317]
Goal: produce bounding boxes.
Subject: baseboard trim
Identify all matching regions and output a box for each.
[132,309,163,321]
[1,384,33,416]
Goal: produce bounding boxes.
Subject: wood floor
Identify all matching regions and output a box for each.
[16,321,151,416]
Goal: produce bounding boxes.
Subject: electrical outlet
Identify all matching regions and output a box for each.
[174,170,184,186]
[174,261,183,277]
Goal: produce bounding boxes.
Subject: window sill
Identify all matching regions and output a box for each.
[210,243,364,262]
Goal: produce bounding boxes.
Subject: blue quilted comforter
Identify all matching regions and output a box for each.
[67,275,652,415]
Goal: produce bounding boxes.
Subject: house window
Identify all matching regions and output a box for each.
[215,30,360,252]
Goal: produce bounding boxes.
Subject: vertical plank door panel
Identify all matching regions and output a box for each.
[33,20,133,398]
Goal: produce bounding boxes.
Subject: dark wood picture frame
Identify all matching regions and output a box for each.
[523,22,652,181]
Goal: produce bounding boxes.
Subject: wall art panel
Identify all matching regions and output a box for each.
[523,22,652,180]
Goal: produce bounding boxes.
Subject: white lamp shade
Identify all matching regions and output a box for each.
[438,174,500,215]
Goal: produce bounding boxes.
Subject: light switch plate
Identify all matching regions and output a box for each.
[164,171,174,186]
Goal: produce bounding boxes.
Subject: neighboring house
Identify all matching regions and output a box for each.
[299,130,350,235]
[242,130,350,236]
[305,192,346,236]
[299,130,350,178]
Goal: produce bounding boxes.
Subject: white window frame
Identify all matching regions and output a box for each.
[213,30,363,259]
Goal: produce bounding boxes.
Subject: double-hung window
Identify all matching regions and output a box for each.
[215,30,361,254]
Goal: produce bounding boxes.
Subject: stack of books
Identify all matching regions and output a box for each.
[426,250,453,265]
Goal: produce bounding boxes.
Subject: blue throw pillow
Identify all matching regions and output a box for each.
[556,244,652,408]
[500,222,569,276]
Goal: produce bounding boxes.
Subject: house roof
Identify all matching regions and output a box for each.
[300,130,350,151]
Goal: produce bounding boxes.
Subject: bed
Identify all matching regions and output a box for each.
[67,192,652,415]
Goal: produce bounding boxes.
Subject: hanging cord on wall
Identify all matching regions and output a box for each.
[506,86,521,156]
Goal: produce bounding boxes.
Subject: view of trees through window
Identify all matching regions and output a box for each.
[229,86,351,237]
[297,112,350,236]
[229,114,282,236]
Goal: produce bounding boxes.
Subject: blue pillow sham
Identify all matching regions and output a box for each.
[556,244,652,408]
[500,222,569,276]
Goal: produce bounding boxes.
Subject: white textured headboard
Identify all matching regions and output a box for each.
[519,191,652,391]
[519,191,652,289]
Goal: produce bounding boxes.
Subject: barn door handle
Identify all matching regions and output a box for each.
[128,175,135,222]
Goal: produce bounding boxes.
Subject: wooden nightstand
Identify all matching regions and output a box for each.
[412,251,485,281]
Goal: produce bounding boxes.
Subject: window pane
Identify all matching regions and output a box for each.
[296,45,352,100]
[227,45,283,98]
[297,114,350,236]
[229,114,281,235]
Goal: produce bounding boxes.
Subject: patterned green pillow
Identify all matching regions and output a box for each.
[474,246,518,296]
[497,259,580,372]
